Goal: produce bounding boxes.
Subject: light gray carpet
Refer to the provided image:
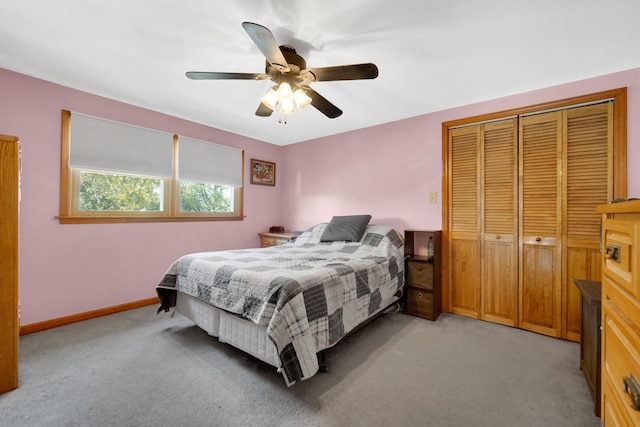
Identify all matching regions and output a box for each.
[0,306,601,427]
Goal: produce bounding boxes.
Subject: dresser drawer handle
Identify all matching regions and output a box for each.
[605,244,620,263]
[623,374,640,411]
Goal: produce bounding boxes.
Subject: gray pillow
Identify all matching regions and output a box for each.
[320,215,372,242]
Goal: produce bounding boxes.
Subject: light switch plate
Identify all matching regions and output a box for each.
[429,192,437,204]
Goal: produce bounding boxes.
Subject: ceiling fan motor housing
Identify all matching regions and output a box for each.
[266,46,307,77]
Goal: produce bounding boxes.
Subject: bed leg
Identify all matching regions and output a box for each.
[317,350,328,373]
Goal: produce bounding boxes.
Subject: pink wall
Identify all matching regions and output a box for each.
[2,66,638,326]
[281,67,640,233]
[0,69,284,325]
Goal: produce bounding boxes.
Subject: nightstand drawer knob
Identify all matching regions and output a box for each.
[496,235,501,240]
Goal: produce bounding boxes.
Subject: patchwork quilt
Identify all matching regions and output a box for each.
[156,223,405,385]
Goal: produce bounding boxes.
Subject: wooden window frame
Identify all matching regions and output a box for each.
[58,110,244,224]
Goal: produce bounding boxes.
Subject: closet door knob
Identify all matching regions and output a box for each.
[535,237,542,242]
[495,235,501,240]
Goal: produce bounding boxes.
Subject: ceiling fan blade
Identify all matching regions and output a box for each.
[255,102,274,117]
[304,87,343,119]
[242,22,290,73]
[306,63,379,82]
[186,71,267,80]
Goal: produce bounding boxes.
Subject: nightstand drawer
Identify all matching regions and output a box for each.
[258,232,296,248]
[407,260,433,290]
[262,238,279,247]
[406,288,434,319]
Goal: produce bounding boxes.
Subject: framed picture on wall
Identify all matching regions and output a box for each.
[250,158,276,186]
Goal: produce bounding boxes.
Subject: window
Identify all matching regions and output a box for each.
[59,110,244,223]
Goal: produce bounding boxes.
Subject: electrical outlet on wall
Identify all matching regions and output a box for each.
[429,192,437,204]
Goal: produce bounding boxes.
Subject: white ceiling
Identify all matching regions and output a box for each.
[1,0,640,146]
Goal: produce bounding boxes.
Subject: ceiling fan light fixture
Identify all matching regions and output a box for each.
[260,88,278,110]
[293,88,312,110]
[276,82,293,101]
[280,98,296,114]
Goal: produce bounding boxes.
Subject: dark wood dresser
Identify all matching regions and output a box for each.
[575,279,602,417]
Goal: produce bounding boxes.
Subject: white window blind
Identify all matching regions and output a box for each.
[69,112,173,177]
[178,136,243,187]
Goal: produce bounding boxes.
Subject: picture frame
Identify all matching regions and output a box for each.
[250,158,276,186]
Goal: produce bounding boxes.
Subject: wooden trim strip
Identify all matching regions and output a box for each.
[442,88,626,129]
[59,110,71,218]
[0,134,20,393]
[19,297,159,336]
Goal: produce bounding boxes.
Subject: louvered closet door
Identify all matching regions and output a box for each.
[449,126,480,318]
[481,119,518,326]
[562,103,611,341]
[519,111,563,337]
[446,91,624,341]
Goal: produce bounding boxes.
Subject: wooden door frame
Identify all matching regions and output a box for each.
[441,88,627,312]
[0,134,19,393]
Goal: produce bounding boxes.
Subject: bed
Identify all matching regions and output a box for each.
[156,218,405,385]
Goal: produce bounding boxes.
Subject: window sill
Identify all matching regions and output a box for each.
[56,215,245,224]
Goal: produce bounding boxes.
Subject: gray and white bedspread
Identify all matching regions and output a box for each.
[156,223,405,385]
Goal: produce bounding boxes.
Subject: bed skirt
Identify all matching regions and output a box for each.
[175,290,401,373]
[176,292,280,367]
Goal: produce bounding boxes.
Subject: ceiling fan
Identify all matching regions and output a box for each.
[186,22,379,119]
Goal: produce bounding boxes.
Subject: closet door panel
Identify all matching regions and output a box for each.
[450,236,480,318]
[521,243,559,335]
[481,119,518,326]
[449,126,480,317]
[483,237,517,325]
[519,112,562,337]
[562,102,612,340]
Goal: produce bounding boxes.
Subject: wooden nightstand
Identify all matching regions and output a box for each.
[258,232,297,247]
[404,230,442,321]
